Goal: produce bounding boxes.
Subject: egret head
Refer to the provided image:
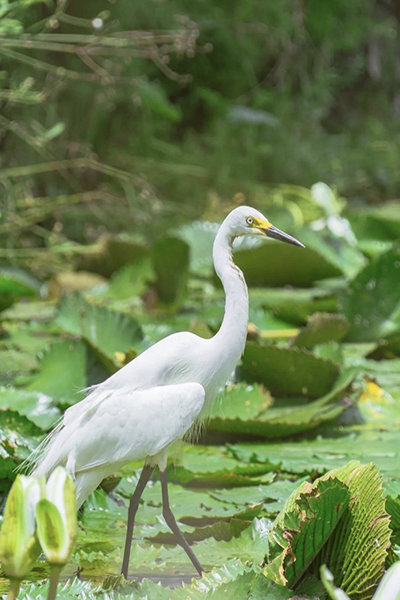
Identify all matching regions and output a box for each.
[225,206,305,248]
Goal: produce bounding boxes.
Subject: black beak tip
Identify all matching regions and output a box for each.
[263,226,305,249]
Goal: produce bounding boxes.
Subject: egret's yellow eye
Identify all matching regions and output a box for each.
[246,216,253,226]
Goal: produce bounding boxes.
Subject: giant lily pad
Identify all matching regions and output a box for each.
[74,233,150,277]
[298,227,366,279]
[0,267,40,311]
[207,373,354,439]
[55,293,143,370]
[108,256,155,300]
[250,287,338,326]
[26,339,87,404]
[0,410,42,476]
[234,241,341,288]
[152,236,189,308]
[293,312,349,348]
[315,462,391,599]
[340,248,400,342]
[265,461,391,600]
[241,342,340,398]
[0,386,60,430]
[265,477,350,587]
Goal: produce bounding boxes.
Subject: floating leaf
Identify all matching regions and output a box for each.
[108,256,155,300]
[384,485,400,546]
[209,384,272,421]
[146,517,251,545]
[26,340,87,404]
[298,227,366,278]
[0,300,56,322]
[234,241,341,287]
[0,349,38,383]
[0,410,42,475]
[173,559,257,600]
[167,462,275,488]
[207,373,354,439]
[340,248,400,342]
[0,267,40,311]
[152,236,189,308]
[293,313,349,348]
[315,462,391,600]
[55,293,143,370]
[75,233,149,277]
[241,342,340,399]
[175,221,217,276]
[0,387,60,430]
[264,477,350,587]
[250,288,338,326]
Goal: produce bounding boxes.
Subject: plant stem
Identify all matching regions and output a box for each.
[7,579,21,600]
[47,566,62,600]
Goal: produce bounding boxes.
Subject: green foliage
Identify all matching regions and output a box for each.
[26,340,87,403]
[293,313,350,348]
[241,342,340,398]
[152,236,190,308]
[265,477,350,587]
[55,293,143,371]
[1,0,400,597]
[340,248,400,342]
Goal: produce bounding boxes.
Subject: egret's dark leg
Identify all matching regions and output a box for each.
[121,464,154,578]
[160,469,204,576]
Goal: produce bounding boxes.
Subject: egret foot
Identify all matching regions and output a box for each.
[160,469,205,576]
[121,464,155,578]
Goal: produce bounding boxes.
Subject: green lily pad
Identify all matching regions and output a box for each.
[0,410,42,474]
[265,461,391,599]
[241,342,340,399]
[315,462,391,600]
[55,293,143,370]
[209,384,272,420]
[75,233,150,278]
[0,300,56,322]
[250,288,338,326]
[234,241,341,288]
[0,349,38,383]
[340,248,400,342]
[264,477,350,587]
[146,517,251,545]
[175,221,217,276]
[0,386,60,430]
[293,313,349,348]
[152,236,189,308]
[207,372,354,439]
[0,267,40,311]
[384,481,400,546]
[0,321,54,356]
[108,256,155,300]
[167,463,276,488]
[26,340,87,404]
[298,227,367,278]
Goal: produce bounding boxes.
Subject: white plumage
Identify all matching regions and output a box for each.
[30,205,304,576]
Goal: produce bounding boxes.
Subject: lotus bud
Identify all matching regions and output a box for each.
[35,467,77,566]
[0,475,43,580]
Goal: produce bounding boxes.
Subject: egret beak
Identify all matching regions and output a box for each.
[261,224,305,248]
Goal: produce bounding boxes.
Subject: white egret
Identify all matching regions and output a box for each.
[30,206,304,577]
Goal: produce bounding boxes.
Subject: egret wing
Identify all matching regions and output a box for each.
[62,331,205,429]
[33,382,205,478]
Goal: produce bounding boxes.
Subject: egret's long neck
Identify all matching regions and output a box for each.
[212,224,249,356]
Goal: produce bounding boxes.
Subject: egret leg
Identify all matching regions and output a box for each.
[121,464,154,578]
[160,469,204,576]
